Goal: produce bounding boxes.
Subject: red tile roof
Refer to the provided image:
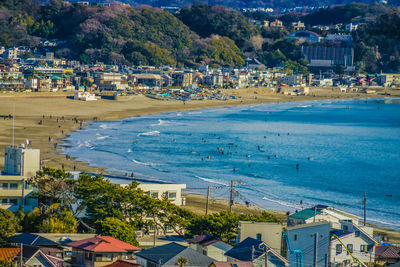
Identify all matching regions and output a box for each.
[67,236,141,252]
[0,248,20,262]
[105,260,142,267]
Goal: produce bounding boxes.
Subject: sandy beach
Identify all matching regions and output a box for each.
[0,89,399,242]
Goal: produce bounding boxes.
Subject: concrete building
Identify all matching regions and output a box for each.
[301,46,354,69]
[237,221,282,254]
[284,221,331,267]
[292,21,305,31]
[172,72,193,88]
[137,182,186,206]
[93,72,127,91]
[0,145,40,212]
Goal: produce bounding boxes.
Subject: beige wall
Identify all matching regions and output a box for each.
[238,221,283,253]
[122,183,186,206]
[5,146,40,177]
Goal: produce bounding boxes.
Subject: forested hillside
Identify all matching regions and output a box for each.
[0,0,245,66]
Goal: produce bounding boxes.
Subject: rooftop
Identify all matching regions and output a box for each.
[67,236,141,252]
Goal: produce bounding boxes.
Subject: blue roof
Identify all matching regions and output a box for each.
[9,233,59,247]
[136,242,214,266]
[225,237,264,261]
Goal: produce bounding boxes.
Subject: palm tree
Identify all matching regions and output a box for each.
[177,257,188,267]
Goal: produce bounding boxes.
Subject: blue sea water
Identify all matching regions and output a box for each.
[63,98,400,230]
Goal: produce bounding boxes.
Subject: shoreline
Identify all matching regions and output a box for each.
[0,90,399,242]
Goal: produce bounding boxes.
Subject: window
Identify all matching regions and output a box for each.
[336,244,342,254]
[150,192,158,198]
[360,245,366,252]
[1,199,7,204]
[9,183,18,189]
[56,252,63,258]
[9,199,18,205]
[367,245,373,252]
[168,192,177,199]
[85,253,93,260]
[2,183,8,189]
[343,225,348,231]
[294,234,297,241]
[347,244,353,254]
[256,233,262,241]
[355,231,360,237]
[95,253,113,262]
[25,183,32,190]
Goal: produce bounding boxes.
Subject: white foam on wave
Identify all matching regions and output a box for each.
[151,120,172,127]
[95,135,110,140]
[262,196,301,210]
[297,105,311,108]
[132,159,159,166]
[99,124,110,129]
[127,149,132,153]
[195,175,229,186]
[138,130,160,136]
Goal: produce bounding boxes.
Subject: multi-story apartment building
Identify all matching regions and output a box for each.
[0,145,40,212]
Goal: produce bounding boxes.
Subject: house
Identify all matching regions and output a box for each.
[329,220,378,266]
[93,72,127,91]
[286,31,320,43]
[0,145,40,212]
[172,72,193,88]
[0,246,58,267]
[375,245,400,265]
[136,242,214,267]
[225,238,288,267]
[292,21,305,31]
[187,234,232,261]
[209,261,254,267]
[120,181,186,207]
[67,236,141,267]
[269,20,283,28]
[287,205,360,229]
[131,74,163,88]
[345,23,360,32]
[9,233,65,260]
[237,222,282,255]
[283,221,330,267]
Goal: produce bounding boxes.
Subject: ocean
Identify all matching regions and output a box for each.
[63,98,400,230]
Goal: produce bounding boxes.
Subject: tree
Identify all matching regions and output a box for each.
[95,217,139,246]
[0,209,21,243]
[177,257,188,267]
[186,211,279,244]
[39,204,78,233]
[29,167,77,212]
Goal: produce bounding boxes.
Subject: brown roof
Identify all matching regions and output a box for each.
[211,261,254,267]
[0,248,20,262]
[375,245,400,259]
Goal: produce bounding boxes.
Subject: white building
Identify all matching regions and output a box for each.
[188,234,232,261]
[0,145,40,212]
[329,220,377,266]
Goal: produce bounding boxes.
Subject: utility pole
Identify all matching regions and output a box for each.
[229,180,234,212]
[364,192,367,226]
[264,246,269,267]
[205,186,210,215]
[314,206,316,222]
[20,243,23,267]
[314,232,318,267]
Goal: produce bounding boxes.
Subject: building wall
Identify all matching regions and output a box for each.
[286,222,330,267]
[25,253,54,267]
[329,233,374,266]
[5,146,40,177]
[238,221,283,254]
[135,183,186,206]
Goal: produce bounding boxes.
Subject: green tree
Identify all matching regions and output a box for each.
[29,167,77,212]
[95,217,139,246]
[177,257,188,267]
[40,204,78,233]
[186,211,279,244]
[0,209,21,243]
